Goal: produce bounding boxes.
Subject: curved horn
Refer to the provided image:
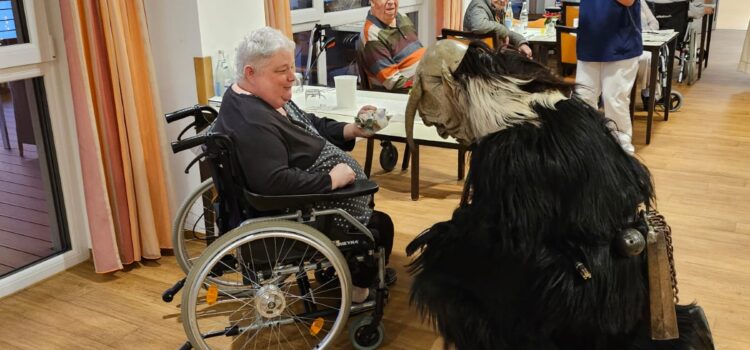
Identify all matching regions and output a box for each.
[405,77,423,151]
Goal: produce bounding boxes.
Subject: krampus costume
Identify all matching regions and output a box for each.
[404,40,714,350]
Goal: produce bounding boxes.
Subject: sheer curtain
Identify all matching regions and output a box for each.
[265,0,293,38]
[60,0,174,273]
[437,0,464,32]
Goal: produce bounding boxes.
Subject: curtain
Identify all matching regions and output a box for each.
[437,0,464,33]
[60,0,174,273]
[265,0,293,38]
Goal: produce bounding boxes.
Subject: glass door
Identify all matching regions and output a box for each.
[0,0,73,281]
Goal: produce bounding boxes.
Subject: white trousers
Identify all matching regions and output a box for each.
[576,57,640,153]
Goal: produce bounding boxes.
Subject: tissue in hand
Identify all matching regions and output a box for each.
[355,108,392,135]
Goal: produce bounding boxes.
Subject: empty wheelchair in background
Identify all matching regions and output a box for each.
[163,105,390,350]
[648,0,698,85]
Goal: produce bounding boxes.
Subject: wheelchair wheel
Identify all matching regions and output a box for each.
[173,178,219,276]
[182,221,352,350]
[348,315,385,350]
[379,141,398,172]
[669,91,683,112]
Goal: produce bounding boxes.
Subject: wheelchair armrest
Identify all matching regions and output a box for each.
[243,179,379,212]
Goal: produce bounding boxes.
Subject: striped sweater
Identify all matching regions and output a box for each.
[358,12,425,92]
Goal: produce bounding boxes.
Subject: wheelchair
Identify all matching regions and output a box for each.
[163,105,390,350]
[648,0,698,85]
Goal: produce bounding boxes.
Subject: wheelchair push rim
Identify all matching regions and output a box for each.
[173,178,243,286]
[182,221,353,350]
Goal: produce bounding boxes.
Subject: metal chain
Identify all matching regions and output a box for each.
[647,210,680,303]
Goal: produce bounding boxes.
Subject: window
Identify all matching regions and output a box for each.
[0,0,43,69]
[291,0,313,11]
[290,0,428,87]
[324,0,369,13]
[0,0,27,46]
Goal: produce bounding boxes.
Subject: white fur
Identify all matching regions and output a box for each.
[452,77,569,139]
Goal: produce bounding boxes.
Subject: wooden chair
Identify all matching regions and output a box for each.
[561,1,579,27]
[555,25,577,79]
[439,28,498,49]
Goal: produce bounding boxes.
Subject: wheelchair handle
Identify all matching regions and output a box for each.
[171,134,207,154]
[165,105,218,126]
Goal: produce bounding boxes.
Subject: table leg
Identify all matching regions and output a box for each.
[699,15,707,79]
[457,147,466,181]
[664,39,677,122]
[364,137,374,178]
[401,143,410,170]
[646,47,658,144]
[0,100,9,149]
[705,13,714,68]
[411,144,419,201]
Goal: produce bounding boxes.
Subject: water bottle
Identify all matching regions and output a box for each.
[504,1,513,29]
[214,50,232,97]
[520,0,529,33]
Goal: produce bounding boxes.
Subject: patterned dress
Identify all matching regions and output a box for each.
[283,102,372,229]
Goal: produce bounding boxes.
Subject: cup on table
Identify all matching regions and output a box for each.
[334,75,358,109]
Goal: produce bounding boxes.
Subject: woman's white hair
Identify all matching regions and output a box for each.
[234,27,295,81]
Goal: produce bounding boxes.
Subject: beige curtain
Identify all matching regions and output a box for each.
[265,0,293,38]
[60,0,174,273]
[437,0,464,33]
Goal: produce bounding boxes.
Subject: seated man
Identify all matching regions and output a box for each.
[357,0,425,93]
[214,27,394,302]
[463,0,533,58]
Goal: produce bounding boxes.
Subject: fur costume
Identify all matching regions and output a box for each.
[404,42,714,350]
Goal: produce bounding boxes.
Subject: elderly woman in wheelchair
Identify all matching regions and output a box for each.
[167,27,395,350]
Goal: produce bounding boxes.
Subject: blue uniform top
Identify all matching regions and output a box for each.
[576,0,643,62]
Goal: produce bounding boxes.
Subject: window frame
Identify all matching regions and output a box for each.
[0,0,45,69]
[0,0,90,298]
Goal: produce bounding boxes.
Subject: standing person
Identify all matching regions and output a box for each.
[576,0,642,154]
[357,0,425,92]
[463,0,533,58]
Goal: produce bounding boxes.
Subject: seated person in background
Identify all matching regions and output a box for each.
[214,27,395,302]
[638,0,661,107]
[357,0,425,93]
[463,0,533,58]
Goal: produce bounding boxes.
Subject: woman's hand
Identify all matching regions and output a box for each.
[329,163,356,189]
[344,105,378,140]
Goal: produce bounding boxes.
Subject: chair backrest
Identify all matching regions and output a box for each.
[439,28,498,49]
[561,1,579,27]
[647,1,690,45]
[555,25,578,76]
[355,48,374,91]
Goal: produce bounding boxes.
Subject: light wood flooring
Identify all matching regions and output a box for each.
[0,29,749,349]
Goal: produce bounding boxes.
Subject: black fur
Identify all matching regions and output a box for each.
[406,43,713,350]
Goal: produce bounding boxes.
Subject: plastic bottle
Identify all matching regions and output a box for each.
[214,50,231,97]
[520,0,529,33]
[504,1,514,30]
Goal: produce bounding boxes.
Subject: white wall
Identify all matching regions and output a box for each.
[144,0,266,210]
[715,0,749,30]
[144,0,204,210]
[197,0,267,67]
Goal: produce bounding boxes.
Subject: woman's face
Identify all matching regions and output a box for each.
[246,49,296,109]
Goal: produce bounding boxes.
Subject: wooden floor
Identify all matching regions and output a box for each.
[0,93,53,277]
[1,29,749,349]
